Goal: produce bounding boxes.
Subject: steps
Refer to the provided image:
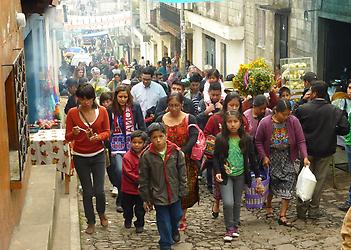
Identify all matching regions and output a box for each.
[10,165,57,250]
[9,164,81,250]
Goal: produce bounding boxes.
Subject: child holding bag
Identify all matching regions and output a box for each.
[213,110,261,241]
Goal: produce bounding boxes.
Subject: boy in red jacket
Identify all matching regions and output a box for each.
[121,130,148,233]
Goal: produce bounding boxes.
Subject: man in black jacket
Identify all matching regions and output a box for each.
[154,80,195,119]
[295,80,350,219]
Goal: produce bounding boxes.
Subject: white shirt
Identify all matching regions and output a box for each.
[131,81,167,117]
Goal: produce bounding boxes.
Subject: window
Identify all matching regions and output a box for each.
[220,43,227,78]
[257,9,266,48]
[4,49,29,183]
[205,35,216,68]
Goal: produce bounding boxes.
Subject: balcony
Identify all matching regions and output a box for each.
[159,3,180,37]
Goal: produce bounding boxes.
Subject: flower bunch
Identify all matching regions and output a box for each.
[233,58,274,96]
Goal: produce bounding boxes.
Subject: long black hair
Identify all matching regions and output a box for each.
[217,110,249,158]
[222,92,243,114]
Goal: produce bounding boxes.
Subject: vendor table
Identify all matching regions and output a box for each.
[30,129,71,193]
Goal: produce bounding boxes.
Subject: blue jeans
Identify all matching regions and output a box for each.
[220,174,245,229]
[346,145,351,204]
[154,200,183,249]
[107,153,123,205]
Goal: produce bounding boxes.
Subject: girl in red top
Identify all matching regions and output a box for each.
[204,92,249,219]
[65,83,110,234]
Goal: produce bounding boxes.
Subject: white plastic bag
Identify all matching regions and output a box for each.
[296,166,317,202]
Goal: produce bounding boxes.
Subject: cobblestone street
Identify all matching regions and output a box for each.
[79,169,349,250]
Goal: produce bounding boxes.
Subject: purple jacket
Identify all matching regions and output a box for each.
[255,115,308,161]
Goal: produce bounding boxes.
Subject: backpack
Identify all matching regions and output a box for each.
[186,115,206,161]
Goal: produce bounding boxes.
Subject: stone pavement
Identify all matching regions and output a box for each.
[79,168,350,250]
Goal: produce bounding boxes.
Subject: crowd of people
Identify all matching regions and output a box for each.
[63,55,351,249]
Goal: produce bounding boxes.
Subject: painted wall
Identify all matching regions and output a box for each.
[0,1,32,249]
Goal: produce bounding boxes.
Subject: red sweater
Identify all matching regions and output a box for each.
[65,106,110,154]
[121,149,141,195]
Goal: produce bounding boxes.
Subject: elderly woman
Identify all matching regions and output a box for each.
[156,92,199,231]
[255,99,310,226]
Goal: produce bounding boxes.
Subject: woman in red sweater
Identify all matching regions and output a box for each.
[204,92,249,218]
[65,83,110,234]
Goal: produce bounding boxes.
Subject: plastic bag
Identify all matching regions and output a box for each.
[296,166,317,202]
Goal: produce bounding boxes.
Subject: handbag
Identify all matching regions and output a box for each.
[204,116,220,158]
[186,115,206,161]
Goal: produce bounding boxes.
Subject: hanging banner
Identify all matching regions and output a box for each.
[64,12,131,30]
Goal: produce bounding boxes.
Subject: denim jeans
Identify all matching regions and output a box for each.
[73,152,106,224]
[154,200,183,249]
[220,174,245,229]
[346,145,351,204]
[107,153,123,205]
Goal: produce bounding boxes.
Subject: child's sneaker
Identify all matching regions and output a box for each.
[232,227,239,237]
[223,228,234,242]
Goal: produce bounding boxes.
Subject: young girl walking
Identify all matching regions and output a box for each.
[213,110,261,241]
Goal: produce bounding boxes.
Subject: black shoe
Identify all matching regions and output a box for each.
[135,227,144,233]
[308,211,322,219]
[338,202,351,212]
[172,230,180,243]
[124,221,132,229]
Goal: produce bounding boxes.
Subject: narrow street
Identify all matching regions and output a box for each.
[79,169,348,250]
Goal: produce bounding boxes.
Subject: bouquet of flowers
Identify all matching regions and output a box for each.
[233,58,274,96]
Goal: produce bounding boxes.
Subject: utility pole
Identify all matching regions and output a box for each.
[180,3,186,74]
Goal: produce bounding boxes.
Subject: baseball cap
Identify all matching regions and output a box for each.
[301,72,317,82]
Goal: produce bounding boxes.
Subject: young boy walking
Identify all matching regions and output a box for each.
[121,130,148,233]
[139,123,188,250]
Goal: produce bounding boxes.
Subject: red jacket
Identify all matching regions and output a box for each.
[121,149,141,195]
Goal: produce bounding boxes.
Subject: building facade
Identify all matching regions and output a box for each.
[0,1,28,249]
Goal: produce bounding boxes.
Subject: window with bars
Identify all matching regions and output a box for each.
[4,49,29,183]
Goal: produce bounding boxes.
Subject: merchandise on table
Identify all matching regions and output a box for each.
[280,57,313,100]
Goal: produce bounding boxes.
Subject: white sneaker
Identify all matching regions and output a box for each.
[111,186,118,197]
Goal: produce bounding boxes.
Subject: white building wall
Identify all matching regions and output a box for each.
[192,26,204,70]
[191,25,244,76]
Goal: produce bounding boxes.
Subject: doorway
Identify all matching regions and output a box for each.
[318,18,351,84]
[274,14,288,66]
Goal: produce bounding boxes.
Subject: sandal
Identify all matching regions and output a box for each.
[266,207,274,219]
[179,218,186,231]
[278,216,292,227]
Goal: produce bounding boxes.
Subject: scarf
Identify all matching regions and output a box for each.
[110,106,135,154]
